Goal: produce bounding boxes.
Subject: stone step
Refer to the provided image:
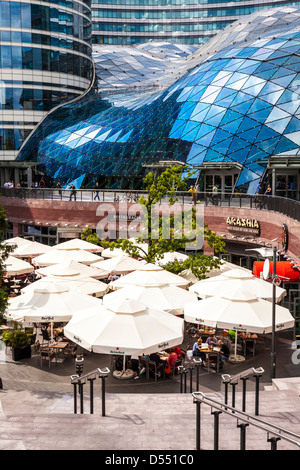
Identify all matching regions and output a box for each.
[1,387,300,450]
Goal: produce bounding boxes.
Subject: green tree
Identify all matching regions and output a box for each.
[0,204,16,324]
[99,165,226,277]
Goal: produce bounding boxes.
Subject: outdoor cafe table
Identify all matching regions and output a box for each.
[48,341,69,363]
[200,346,221,373]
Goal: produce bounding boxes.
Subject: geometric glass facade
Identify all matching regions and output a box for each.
[91,0,300,46]
[17,6,300,193]
[0,0,93,161]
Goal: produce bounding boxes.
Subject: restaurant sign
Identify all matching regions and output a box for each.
[226,217,260,236]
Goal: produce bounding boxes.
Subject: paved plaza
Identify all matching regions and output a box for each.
[0,331,300,451]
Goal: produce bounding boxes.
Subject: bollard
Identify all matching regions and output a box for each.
[88,377,96,414]
[195,399,201,450]
[230,381,238,412]
[189,367,193,393]
[73,382,77,414]
[211,410,222,450]
[241,377,249,412]
[101,375,107,417]
[268,436,281,450]
[253,373,262,416]
[237,422,249,450]
[79,381,84,414]
[193,359,202,391]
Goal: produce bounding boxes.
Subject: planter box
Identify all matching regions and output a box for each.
[12,345,31,361]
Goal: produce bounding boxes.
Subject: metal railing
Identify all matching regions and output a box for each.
[1,187,299,221]
[222,367,265,415]
[70,366,110,416]
[193,391,300,451]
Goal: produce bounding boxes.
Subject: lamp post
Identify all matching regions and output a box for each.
[271,245,277,379]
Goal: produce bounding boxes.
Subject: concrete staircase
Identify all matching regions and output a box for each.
[0,382,300,450]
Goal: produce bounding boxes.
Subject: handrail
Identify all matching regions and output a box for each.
[1,187,299,222]
[222,366,264,384]
[193,391,300,449]
[70,366,110,416]
[70,367,110,384]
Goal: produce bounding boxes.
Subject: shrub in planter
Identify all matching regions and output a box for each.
[1,329,32,361]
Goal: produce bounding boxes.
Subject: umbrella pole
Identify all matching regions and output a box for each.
[234,332,237,359]
[51,322,54,343]
[123,355,126,372]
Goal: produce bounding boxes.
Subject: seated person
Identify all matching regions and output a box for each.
[129,354,140,379]
[149,352,161,366]
[192,338,206,366]
[174,346,185,358]
[218,339,230,360]
[164,348,178,374]
[207,334,218,347]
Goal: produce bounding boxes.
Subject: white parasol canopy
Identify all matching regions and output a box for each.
[101,247,129,258]
[32,248,103,266]
[184,287,294,335]
[12,241,52,258]
[4,255,34,276]
[35,260,105,279]
[4,237,32,248]
[5,280,102,325]
[20,275,108,298]
[64,298,184,356]
[110,263,190,289]
[54,238,103,253]
[155,251,188,266]
[92,255,145,278]
[189,268,286,302]
[103,283,197,315]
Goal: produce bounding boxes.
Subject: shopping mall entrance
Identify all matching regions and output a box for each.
[197,164,241,195]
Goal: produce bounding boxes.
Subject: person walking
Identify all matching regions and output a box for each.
[212,183,218,205]
[69,184,77,201]
[94,181,100,201]
[189,185,197,204]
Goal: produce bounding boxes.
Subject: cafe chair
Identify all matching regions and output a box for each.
[172,358,183,377]
[148,360,165,382]
[63,342,77,359]
[36,341,55,369]
[41,328,50,347]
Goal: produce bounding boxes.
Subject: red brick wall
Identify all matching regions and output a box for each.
[2,197,300,264]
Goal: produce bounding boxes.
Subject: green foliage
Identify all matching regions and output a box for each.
[0,204,15,324]
[163,254,223,281]
[83,166,226,275]
[81,227,102,246]
[1,324,31,347]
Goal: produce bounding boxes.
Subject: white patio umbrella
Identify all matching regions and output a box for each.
[204,259,252,279]
[12,241,52,258]
[189,268,286,302]
[4,237,32,248]
[103,283,197,315]
[155,251,188,266]
[92,255,145,278]
[21,275,108,298]
[32,248,103,267]
[64,298,184,372]
[54,238,104,253]
[110,263,190,290]
[101,247,130,258]
[184,287,294,359]
[5,280,102,341]
[35,260,105,279]
[4,256,34,276]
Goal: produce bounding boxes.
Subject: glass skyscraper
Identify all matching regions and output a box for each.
[0,0,93,165]
[91,0,300,45]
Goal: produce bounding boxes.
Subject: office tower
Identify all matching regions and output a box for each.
[0,0,93,182]
[91,0,300,46]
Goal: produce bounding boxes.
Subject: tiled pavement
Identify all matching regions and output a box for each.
[0,333,300,451]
